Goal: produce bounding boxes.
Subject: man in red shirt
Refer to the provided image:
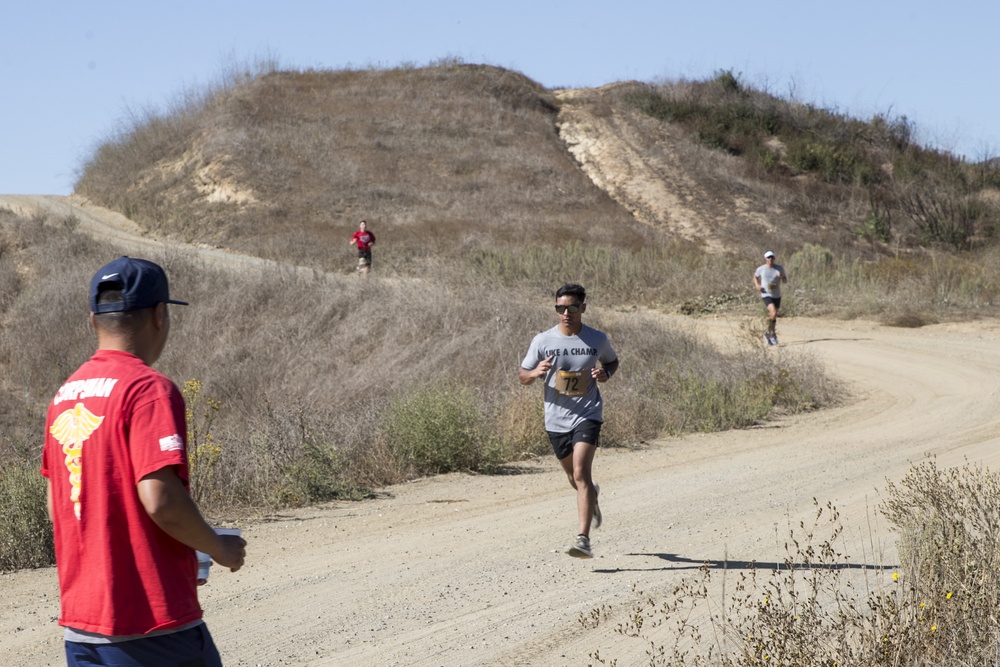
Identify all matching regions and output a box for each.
[41,256,246,666]
[349,220,376,274]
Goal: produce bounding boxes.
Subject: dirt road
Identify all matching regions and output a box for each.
[4,299,1000,664]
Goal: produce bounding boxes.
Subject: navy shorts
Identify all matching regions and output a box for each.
[547,419,602,460]
[65,623,222,667]
[762,296,781,309]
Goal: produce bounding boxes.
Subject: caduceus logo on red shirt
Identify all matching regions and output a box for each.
[49,403,104,520]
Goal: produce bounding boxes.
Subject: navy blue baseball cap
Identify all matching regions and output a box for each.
[89,256,189,314]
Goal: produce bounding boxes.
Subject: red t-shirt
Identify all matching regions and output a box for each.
[351,230,375,252]
[41,350,202,636]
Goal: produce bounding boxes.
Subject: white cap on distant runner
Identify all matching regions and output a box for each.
[763,250,775,258]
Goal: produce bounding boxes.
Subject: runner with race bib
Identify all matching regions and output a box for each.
[518,283,619,559]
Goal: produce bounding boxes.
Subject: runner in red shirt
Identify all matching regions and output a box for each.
[349,220,376,274]
[41,256,246,667]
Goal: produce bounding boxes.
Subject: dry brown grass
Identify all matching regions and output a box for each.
[0,205,832,532]
[73,63,1000,322]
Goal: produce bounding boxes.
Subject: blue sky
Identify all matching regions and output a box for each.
[4,0,999,195]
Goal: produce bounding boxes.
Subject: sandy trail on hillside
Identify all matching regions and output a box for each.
[555,86,728,253]
[4,197,1000,665]
[0,194,321,280]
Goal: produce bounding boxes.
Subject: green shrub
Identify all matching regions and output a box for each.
[276,441,357,506]
[857,186,895,244]
[790,243,834,273]
[712,68,742,94]
[670,373,772,432]
[786,140,879,184]
[182,397,379,511]
[0,459,54,571]
[384,384,495,475]
[622,87,696,124]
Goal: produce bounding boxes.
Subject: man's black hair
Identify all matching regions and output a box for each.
[555,283,586,302]
[92,289,153,332]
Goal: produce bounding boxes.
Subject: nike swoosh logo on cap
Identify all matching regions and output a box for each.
[101,273,119,279]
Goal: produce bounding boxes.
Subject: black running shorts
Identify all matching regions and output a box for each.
[547,419,602,460]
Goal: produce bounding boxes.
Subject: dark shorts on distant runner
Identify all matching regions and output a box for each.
[357,250,372,269]
[762,296,781,309]
[547,419,602,460]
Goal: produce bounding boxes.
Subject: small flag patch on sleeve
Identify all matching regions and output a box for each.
[159,434,184,452]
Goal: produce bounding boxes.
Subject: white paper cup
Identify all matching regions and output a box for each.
[196,551,212,583]
[196,528,242,583]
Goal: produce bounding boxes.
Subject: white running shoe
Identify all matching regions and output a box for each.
[567,534,593,559]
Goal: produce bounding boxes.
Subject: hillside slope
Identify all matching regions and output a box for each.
[70,63,1000,277]
[73,64,881,270]
[556,84,774,253]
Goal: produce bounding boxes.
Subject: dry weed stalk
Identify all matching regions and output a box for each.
[586,463,1000,666]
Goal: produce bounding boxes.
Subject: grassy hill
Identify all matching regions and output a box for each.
[71,62,1000,322]
[75,65,647,267]
[75,63,1000,265]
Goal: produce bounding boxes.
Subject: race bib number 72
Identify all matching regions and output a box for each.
[555,370,588,397]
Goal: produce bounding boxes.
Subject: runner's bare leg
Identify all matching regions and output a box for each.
[558,441,597,537]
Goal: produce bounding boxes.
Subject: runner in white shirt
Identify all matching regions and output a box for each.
[753,250,789,345]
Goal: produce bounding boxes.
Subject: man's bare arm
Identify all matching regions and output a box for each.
[518,355,554,385]
[137,467,245,571]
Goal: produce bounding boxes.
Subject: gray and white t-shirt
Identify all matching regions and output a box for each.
[521,324,618,433]
[755,263,787,298]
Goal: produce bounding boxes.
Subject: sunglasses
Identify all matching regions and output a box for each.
[554,304,582,314]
